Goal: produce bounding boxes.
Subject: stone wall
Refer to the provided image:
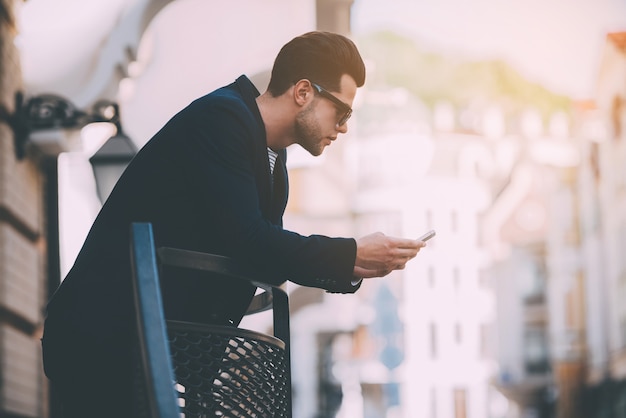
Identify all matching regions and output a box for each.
[0,1,47,416]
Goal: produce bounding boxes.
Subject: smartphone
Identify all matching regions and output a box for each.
[417,229,436,242]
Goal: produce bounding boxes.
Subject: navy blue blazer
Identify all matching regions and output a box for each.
[46,76,359,344]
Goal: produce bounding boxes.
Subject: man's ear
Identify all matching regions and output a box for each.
[293,79,313,106]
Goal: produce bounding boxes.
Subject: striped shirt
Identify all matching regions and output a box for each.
[267,147,278,174]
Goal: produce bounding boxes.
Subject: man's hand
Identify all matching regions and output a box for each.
[353,232,426,279]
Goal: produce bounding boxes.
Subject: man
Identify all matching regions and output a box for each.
[42,31,425,416]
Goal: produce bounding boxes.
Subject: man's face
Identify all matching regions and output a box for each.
[295,74,357,156]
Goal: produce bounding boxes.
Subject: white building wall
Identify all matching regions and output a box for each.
[401,175,493,418]
[347,119,495,418]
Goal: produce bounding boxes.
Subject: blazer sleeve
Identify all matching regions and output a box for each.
[167,94,360,294]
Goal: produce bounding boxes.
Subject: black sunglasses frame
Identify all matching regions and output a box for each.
[311,82,353,127]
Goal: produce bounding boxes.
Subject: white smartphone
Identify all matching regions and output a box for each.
[417,229,436,242]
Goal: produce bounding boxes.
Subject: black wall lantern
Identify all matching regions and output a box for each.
[0,92,120,159]
[0,92,137,203]
[89,108,137,204]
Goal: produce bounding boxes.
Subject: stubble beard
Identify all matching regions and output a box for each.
[294,104,325,157]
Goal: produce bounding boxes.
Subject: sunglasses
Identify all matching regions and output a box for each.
[311,82,353,127]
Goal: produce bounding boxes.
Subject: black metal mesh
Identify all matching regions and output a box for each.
[167,321,289,417]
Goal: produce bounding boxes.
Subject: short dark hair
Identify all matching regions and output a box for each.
[267,31,366,96]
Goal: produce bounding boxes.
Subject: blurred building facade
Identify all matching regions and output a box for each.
[285,30,626,418]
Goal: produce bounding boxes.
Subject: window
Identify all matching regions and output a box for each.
[523,327,549,374]
[611,94,623,141]
[478,269,490,288]
[431,387,438,418]
[479,324,490,359]
[521,257,547,305]
[428,266,436,288]
[451,211,458,232]
[454,323,462,344]
[476,212,484,246]
[621,272,626,347]
[430,323,437,358]
[453,267,460,289]
[621,317,626,349]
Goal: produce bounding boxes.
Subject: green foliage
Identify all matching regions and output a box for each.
[357,31,572,117]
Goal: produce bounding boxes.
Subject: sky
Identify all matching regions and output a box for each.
[18,0,626,101]
[351,0,626,100]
